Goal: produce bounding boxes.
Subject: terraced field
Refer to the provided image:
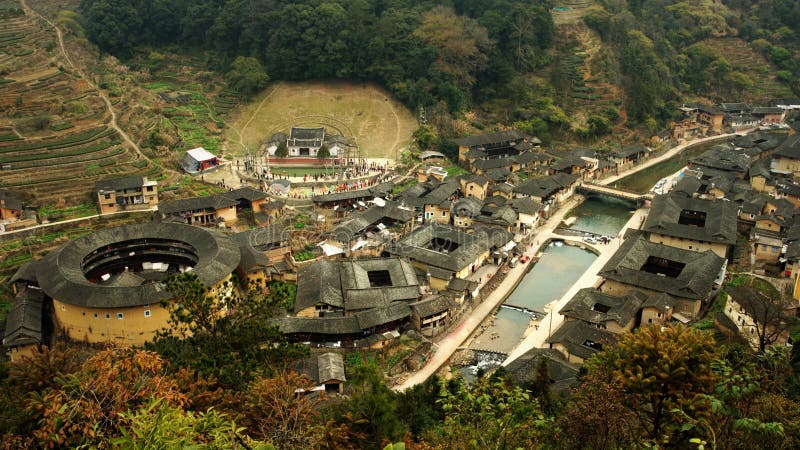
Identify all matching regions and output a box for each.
[701,37,794,103]
[0,0,158,205]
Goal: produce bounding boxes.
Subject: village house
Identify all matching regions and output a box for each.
[513,173,579,210]
[508,197,544,232]
[419,150,447,164]
[95,176,159,215]
[311,181,394,210]
[770,134,800,177]
[2,286,44,362]
[459,174,490,200]
[546,320,618,364]
[689,144,751,179]
[489,183,515,200]
[752,107,786,125]
[598,232,726,319]
[454,130,534,163]
[551,155,591,178]
[610,144,649,170]
[511,151,552,173]
[159,195,238,226]
[504,348,579,393]
[275,257,421,345]
[399,179,459,224]
[749,159,775,193]
[642,193,738,258]
[387,222,512,291]
[416,165,448,183]
[640,292,677,326]
[452,197,483,228]
[697,104,726,132]
[232,225,292,281]
[293,352,347,394]
[559,288,646,334]
[325,201,414,256]
[254,198,287,226]
[409,295,457,337]
[724,285,796,350]
[0,189,24,220]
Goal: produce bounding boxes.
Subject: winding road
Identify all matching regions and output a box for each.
[20,0,154,167]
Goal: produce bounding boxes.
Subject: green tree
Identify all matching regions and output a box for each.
[147,273,307,388]
[586,324,716,443]
[413,124,438,151]
[79,0,143,55]
[275,141,289,158]
[425,375,551,449]
[113,398,273,450]
[225,56,270,97]
[317,144,331,159]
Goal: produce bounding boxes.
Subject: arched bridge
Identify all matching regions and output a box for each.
[578,183,653,205]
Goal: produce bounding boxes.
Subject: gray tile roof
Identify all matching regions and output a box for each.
[294,257,420,313]
[0,190,24,211]
[612,144,649,159]
[290,127,325,140]
[642,292,677,312]
[387,223,511,272]
[312,181,395,204]
[508,197,543,215]
[36,223,240,308]
[318,352,346,383]
[643,193,737,245]
[690,144,751,173]
[2,288,43,348]
[233,225,289,250]
[238,245,270,272]
[94,175,145,192]
[774,134,800,160]
[599,233,725,300]
[559,288,646,327]
[159,195,237,215]
[453,130,529,148]
[514,173,579,199]
[329,202,413,241]
[505,348,579,386]
[547,320,618,360]
[410,295,456,318]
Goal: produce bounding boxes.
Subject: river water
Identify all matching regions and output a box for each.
[466,195,634,367]
[609,140,725,194]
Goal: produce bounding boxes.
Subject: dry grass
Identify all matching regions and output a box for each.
[223,81,418,160]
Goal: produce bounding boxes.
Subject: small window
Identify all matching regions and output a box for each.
[105,313,110,319]
[144,310,151,318]
[117,313,124,320]
[688,245,693,250]
[146,186,153,192]
[104,193,111,199]
[93,313,98,318]
[442,211,446,217]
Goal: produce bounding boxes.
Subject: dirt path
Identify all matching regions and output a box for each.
[20,0,155,169]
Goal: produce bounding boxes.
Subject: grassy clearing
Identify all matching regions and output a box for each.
[224,81,417,160]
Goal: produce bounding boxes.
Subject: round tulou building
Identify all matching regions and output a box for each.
[36,222,240,345]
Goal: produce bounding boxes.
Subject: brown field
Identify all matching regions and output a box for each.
[223,81,418,161]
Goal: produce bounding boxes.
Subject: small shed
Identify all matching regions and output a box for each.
[180,147,219,174]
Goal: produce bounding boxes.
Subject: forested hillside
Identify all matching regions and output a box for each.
[76,0,798,145]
